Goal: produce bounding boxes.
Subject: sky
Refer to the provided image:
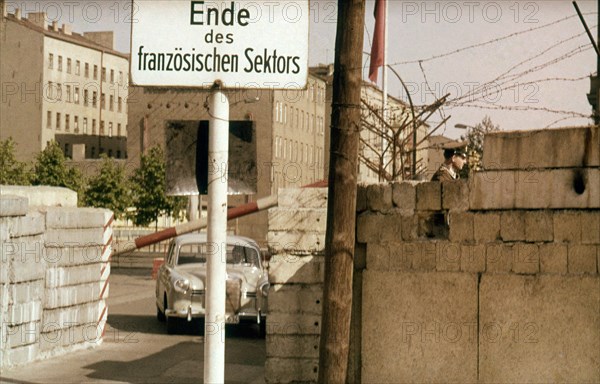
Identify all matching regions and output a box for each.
[11,0,597,138]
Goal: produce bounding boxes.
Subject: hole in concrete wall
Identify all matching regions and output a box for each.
[316,299,320,305]
[314,321,319,327]
[147,103,152,109]
[573,170,586,195]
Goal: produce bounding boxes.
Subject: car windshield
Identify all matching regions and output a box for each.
[176,242,260,267]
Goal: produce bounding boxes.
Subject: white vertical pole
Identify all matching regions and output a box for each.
[204,89,229,384]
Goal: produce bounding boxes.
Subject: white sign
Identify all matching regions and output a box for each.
[130,0,310,89]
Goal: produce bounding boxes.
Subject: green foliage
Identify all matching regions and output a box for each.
[31,141,85,195]
[130,146,185,227]
[83,155,132,219]
[0,138,31,185]
[460,116,500,178]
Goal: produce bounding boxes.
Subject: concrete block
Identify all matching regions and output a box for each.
[367,183,393,212]
[265,358,318,384]
[416,182,441,211]
[486,243,513,273]
[474,213,501,242]
[45,227,113,247]
[40,321,102,352]
[581,211,600,244]
[0,185,77,208]
[44,281,108,308]
[436,241,461,272]
[512,243,540,274]
[4,212,45,238]
[461,244,486,273]
[377,214,403,243]
[356,184,367,212]
[277,187,328,209]
[43,301,102,326]
[5,253,45,284]
[392,181,418,211]
[482,126,599,169]
[362,271,478,383]
[500,211,526,242]
[266,335,320,358]
[553,211,581,243]
[266,313,321,335]
[45,262,109,288]
[540,243,568,274]
[268,208,326,232]
[525,211,553,242]
[442,179,469,211]
[6,301,42,324]
[269,284,322,315]
[3,322,39,348]
[45,207,113,229]
[568,245,598,274]
[2,343,39,368]
[401,214,418,241]
[0,195,28,217]
[548,168,600,209]
[410,242,437,271]
[268,255,324,284]
[356,213,385,244]
[469,171,516,210]
[479,274,600,383]
[44,245,109,267]
[514,169,552,209]
[366,242,412,271]
[448,212,474,242]
[267,231,324,255]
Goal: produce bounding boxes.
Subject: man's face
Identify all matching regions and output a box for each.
[452,154,467,170]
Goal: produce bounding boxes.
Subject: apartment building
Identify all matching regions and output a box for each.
[0,4,129,162]
[127,72,327,243]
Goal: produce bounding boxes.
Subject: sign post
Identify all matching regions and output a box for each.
[130,1,309,381]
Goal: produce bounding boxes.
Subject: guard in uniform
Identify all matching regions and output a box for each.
[431,147,468,182]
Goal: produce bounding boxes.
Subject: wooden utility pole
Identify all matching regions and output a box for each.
[318,1,365,383]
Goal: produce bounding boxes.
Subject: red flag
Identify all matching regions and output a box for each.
[369,0,385,83]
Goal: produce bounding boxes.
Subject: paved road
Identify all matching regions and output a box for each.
[0,268,266,384]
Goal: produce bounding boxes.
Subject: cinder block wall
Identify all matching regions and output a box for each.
[0,187,112,368]
[265,188,327,384]
[356,126,599,383]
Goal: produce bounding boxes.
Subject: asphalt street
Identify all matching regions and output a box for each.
[0,268,266,384]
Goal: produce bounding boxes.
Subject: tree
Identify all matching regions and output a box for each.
[459,115,500,177]
[31,141,84,195]
[83,154,132,219]
[131,146,185,227]
[0,138,31,185]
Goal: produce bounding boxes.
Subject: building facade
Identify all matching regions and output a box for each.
[126,74,327,243]
[0,4,129,162]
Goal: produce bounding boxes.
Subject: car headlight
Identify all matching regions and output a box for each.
[174,279,190,293]
[260,283,270,297]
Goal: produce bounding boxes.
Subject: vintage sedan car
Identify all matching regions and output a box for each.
[155,233,269,334]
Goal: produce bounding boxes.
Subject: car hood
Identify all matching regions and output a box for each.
[175,264,266,291]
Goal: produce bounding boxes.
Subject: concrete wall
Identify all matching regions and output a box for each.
[0,186,112,368]
[266,126,599,383]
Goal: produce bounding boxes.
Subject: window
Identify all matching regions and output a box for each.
[93,91,97,108]
[119,71,123,85]
[118,97,122,112]
[91,147,96,158]
[58,56,63,71]
[83,118,88,134]
[101,93,105,109]
[100,120,105,135]
[109,95,114,111]
[92,119,97,134]
[93,65,98,80]
[48,53,54,69]
[275,102,279,122]
[66,85,71,102]
[67,58,72,74]
[108,122,113,137]
[84,90,89,106]
[75,60,80,75]
[117,123,122,136]
[284,105,287,125]
[85,63,89,78]
[56,112,61,130]
[74,116,79,133]
[47,111,52,128]
[65,114,70,132]
[74,87,79,104]
[56,84,62,101]
[101,67,106,82]
[110,69,114,83]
